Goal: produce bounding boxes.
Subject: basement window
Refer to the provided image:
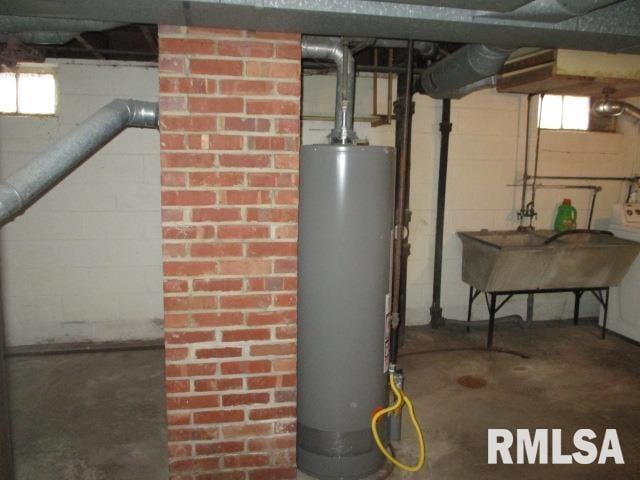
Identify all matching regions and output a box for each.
[538,94,590,131]
[0,65,57,116]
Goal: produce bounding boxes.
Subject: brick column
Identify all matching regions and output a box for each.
[158,26,300,480]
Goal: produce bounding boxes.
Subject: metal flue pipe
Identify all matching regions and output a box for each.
[302,36,357,144]
[417,44,514,99]
[0,99,158,226]
[593,99,640,121]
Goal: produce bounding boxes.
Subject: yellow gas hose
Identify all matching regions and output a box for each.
[371,372,426,472]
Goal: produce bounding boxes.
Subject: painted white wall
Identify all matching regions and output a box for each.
[0,59,163,346]
[302,73,638,325]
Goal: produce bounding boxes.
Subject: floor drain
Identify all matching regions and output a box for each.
[457,375,486,389]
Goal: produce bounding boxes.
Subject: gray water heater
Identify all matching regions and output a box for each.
[297,144,395,479]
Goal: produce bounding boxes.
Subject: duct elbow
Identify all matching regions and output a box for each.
[117,99,159,129]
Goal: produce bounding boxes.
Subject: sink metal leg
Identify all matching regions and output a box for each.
[573,290,583,325]
[487,293,497,349]
[602,288,610,340]
[466,285,474,333]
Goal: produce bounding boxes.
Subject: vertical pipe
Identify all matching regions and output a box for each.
[519,94,533,223]
[0,262,12,480]
[487,293,497,349]
[430,98,452,328]
[390,41,414,364]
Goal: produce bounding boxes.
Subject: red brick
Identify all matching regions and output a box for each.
[276,325,297,339]
[274,294,296,308]
[160,96,187,112]
[162,153,214,168]
[170,457,220,473]
[195,441,245,456]
[223,117,270,132]
[217,225,269,239]
[168,443,193,458]
[166,331,215,345]
[166,363,217,378]
[159,38,216,55]
[222,392,270,406]
[162,209,184,222]
[190,59,243,76]
[275,225,297,239]
[163,226,215,240]
[164,279,189,293]
[249,406,296,420]
[188,97,243,113]
[166,347,190,361]
[274,259,296,273]
[275,118,299,133]
[194,410,244,424]
[273,358,296,373]
[277,82,300,96]
[219,154,271,168]
[218,40,274,58]
[163,191,216,206]
[248,136,286,151]
[164,296,218,312]
[275,154,298,169]
[189,172,244,187]
[191,208,242,222]
[251,31,299,40]
[221,190,271,205]
[197,472,245,480]
[247,242,297,257]
[246,100,299,115]
[246,61,299,78]
[164,262,218,276]
[194,378,243,392]
[222,328,271,342]
[222,423,272,439]
[248,467,296,480]
[191,243,243,257]
[275,44,300,59]
[247,173,277,187]
[250,343,296,356]
[159,56,187,74]
[219,79,273,95]
[167,413,191,426]
[162,172,187,187]
[224,454,270,468]
[247,208,297,223]
[161,115,217,131]
[248,436,295,452]
[195,347,242,359]
[218,260,271,275]
[160,133,186,150]
[186,134,243,151]
[193,312,244,327]
[166,379,190,393]
[169,427,219,442]
[165,314,190,328]
[167,395,220,410]
[160,77,212,95]
[220,360,271,375]
[187,26,245,37]
[193,278,243,292]
[246,311,295,326]
[220,295,271,309]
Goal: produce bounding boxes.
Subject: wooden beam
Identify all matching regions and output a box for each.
[74,34,105,60]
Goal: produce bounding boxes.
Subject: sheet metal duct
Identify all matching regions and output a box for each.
[486,0,622,22]
[0,99,158,226]
[0,15,121,44]
[301,36,357,144]
[417,44,514,98]
[297,144,395,479]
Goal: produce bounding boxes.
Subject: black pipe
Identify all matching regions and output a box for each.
[390,41,414,364]
[430,98,452,328]
[0,257,12,480]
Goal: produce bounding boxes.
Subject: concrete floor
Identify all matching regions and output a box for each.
[7,322,640,480]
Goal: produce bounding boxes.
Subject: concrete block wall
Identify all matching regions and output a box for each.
[0,60,162,346]
[302,76,637,325]
[158,26,300,479]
